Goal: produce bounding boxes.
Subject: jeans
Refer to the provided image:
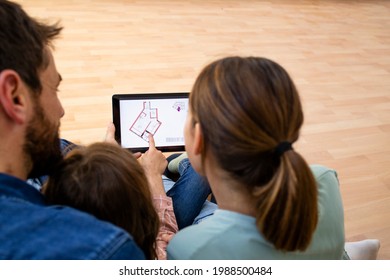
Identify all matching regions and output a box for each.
[164,158,218,229]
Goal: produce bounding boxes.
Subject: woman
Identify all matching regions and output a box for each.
[167,56,346,259]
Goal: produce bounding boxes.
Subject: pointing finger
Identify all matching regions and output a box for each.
[148,134,156,149]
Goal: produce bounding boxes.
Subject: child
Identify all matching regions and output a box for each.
[43,138,177,259]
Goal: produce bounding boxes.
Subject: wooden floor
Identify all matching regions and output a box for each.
[20,0,390,259]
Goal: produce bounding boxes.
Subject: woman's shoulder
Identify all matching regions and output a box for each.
[310,164,338,180]
[310,164,341,196]
[310,164,344,214]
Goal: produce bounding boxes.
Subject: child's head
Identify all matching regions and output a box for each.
[43,142,159,259]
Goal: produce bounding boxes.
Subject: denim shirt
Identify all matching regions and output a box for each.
[0,173,145,260]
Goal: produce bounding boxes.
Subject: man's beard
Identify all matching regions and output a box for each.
[24,102,63,179]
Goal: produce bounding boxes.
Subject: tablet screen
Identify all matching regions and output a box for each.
[112,93,188,153]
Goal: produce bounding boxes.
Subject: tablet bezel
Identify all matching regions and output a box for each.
[112,92,189,153]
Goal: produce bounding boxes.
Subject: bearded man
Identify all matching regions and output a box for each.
[0,0,144,259]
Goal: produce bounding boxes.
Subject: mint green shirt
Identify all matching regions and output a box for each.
[167,165,346,259]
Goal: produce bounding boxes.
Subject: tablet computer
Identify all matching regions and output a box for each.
[112,92,189,153]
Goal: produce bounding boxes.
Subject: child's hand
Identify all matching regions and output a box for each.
[140,134,167,176]
[139,134,167,196]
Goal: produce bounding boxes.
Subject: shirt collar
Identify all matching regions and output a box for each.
[0,173,46,205]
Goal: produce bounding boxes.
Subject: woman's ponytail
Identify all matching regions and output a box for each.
[253,150,318,251]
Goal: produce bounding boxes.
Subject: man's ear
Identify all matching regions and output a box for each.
[0,70,28,124]
[193,122,204,155]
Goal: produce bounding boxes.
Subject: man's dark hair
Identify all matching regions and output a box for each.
[0,0,62,94]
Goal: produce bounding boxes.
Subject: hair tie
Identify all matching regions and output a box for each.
[275,141,293,157]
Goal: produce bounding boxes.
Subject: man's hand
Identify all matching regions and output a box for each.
[104,122,141,158]
[104,122,118,145]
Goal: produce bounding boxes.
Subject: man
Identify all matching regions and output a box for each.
[0,0,144,259]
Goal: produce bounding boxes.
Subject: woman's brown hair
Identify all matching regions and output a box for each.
[42,142,160,259]
[189,56,318,251]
